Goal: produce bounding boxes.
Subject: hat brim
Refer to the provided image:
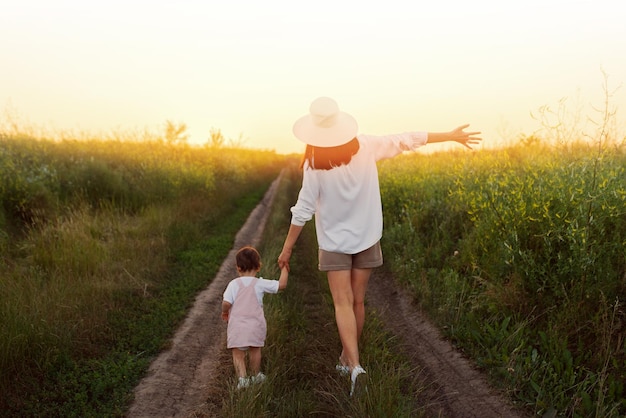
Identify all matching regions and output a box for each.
[292,111,358,148]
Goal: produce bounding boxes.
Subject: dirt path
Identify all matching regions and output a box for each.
[367,270,525,417]
[126,173,525,417]
[126,175,282,418]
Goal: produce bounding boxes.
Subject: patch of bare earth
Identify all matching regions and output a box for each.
[367,270,526,417]
[126,173,527,417]
[125,176,281,418]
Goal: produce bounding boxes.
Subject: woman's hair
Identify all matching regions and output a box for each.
[236,246,262,272]
[301,137,360,170]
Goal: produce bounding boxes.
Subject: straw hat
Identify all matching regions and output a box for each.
[292,97,358,147]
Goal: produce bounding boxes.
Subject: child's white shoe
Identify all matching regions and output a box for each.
[251,372,266,385]
[237,376,250,389]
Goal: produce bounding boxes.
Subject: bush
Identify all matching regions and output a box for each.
[0,132,285,415]
[379,142,626,416]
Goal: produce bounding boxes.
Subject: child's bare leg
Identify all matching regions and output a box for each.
[248,347,262,375]
[232,348,247,377]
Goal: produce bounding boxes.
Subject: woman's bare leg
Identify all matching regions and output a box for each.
[327,270,359,368]
[336,268,371,366]
[351,268,372,341]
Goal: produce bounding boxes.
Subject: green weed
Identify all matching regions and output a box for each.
[379,139,626,416]
[0,131,283,416]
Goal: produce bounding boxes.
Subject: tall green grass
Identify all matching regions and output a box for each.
[199,159,427,417]
[4,119,625,416]
[379,139,626,416]
[0,132,284,416]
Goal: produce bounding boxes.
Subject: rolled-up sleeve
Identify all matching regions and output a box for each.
[290,167,318,226]
[362,132,428,161]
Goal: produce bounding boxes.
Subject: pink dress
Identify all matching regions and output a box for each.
[227,277,267,349]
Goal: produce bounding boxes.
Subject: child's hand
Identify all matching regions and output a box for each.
[278,249,292,272]
[221,301,232,321]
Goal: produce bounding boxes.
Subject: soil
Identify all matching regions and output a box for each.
[367,271,525,417]
[126,175,527,418]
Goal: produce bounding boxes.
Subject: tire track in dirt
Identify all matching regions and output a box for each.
[367,269,527,417]
[126,171,527,417]
[126,174,282,418]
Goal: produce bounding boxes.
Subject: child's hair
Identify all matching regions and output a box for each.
[301,137,360,170]
[236,246,262,272]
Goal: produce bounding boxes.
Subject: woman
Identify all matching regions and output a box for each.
[277,97,481,396]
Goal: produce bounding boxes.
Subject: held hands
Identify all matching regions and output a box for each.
[277,248,292,272]
[451,124,482,149]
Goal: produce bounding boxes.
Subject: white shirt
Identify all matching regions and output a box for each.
[222,276,280,305]
[290,132,428,253]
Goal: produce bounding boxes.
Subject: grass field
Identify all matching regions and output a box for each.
[1,125,625,416]
[0,133,283,416]
[379,139,625,416]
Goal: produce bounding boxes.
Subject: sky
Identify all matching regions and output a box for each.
[1,0,625,154]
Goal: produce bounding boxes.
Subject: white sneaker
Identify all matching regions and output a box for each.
[237,376,250,389]
[251,372,266,385]
[350,366,367,397]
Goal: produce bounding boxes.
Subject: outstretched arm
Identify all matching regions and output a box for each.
[278,224,304,272]
[427,124,482,149]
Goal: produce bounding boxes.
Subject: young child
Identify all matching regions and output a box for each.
[221,246,288,389]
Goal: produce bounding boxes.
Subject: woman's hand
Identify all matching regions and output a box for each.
[450,124,482,149]
[278,224,303,272]
[278,248,292,272]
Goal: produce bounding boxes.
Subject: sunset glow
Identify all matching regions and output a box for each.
[2,0,625,154]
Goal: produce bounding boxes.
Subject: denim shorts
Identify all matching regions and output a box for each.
[318,241,383,271]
